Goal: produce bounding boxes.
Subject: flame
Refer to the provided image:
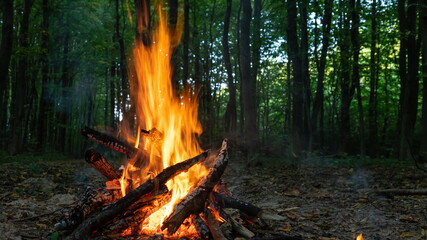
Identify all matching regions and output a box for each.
[207,205,227,223]
[356,233,364,240]
[118,6,209,236]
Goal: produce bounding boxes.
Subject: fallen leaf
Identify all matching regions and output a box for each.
[400,232,417,238]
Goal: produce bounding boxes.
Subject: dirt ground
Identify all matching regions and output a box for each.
[0,154,426,240]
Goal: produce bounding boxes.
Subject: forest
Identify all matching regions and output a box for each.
[0,0,427,162]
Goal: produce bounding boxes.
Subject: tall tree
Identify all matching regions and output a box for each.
[351,0,365,156]
[420,1,427,160]
[9,0,34,154]
[398,0,420,160]
[183,0,190,89]
[240,0,258,154]
[286,0,310,155]
[311,0,333,150]
[0,0,14,148]
[223,0,237,134]
[37,0,50,150]
[338,0,355,153]
[368,0,379,156]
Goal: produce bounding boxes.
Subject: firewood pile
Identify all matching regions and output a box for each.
[54,127,288,240]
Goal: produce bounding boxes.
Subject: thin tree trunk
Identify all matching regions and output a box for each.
[399,0,420,160]
[287,0,304,155]
[183,0,190,89]
[223,0,237,135]
[0,0,14,150]
[37,0,50,150]
[9,0,34,155]
[368,0,378,157]
[421,1,427,159]
[338,0,354,153]
[240,0,258,155]
[311,0,333,151]
[351,0,365,157]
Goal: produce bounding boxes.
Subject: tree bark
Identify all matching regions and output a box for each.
[421,0,427,160]
[240,0,258,155]
[287,0,304,155]
[37,0,50,150]
[0,0,14,148]
[311,0,333,151]
[223,0,237,134]
[9,0,34,155]
[399,0,420,160]
[368,0,379,157]
[351,0,365,157]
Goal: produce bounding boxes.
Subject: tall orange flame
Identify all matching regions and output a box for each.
[120,6,208,236]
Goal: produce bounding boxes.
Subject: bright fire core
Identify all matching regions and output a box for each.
[119,8,208,236]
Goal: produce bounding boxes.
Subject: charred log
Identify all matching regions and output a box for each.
[204,205,231,240]
[55,187,119,231]
[375,188,427,196]
[81,127,139,158]
[102,190,172,235]
[65,150,209,240]
[161,139,228,234]
[219,208,254,238]
[85,149,121,180]
[193,214,212,240]
[212,192,284,221]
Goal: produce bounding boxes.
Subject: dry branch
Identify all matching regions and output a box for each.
[375,188,427,196]
[161,139,228,234]
[85,149,121,180]
[55,187,119,231]
[65,150,209,240]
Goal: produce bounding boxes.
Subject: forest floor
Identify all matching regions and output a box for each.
[0,153,426,240]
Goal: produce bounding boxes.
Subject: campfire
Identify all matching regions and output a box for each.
[54,6,283,240]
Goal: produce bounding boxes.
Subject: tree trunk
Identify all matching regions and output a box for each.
[368,0,378,157]
[351,0,365,157]
[37,0,50,150]
[287,0,304,155]
[223,0,237,135]
[421,1,427,160]
[183,0,190,89]
[0,0,14,149]
[338,0,354,153]
[399,0,420,160]
[9,0,34,155]
[240,0,258,155]
[311,0,333,151]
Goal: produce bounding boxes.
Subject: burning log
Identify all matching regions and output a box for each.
[65,150,209,240]
[81,126,139,158]
[85,149,121,180]
[204,208,229,240]
[161,139,228,234]
[193,214,212,239]
[54,187,119,231]
[102,190,172,235]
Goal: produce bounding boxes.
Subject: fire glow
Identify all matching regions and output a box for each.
[118,7,209,236]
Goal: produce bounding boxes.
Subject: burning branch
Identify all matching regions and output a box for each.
[161,139,228,234]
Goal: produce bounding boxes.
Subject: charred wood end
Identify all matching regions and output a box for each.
[85,149,121,180]
[81,126,137,158]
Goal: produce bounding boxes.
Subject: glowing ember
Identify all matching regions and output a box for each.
[118,6,209,236]
[356,233,364,240]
